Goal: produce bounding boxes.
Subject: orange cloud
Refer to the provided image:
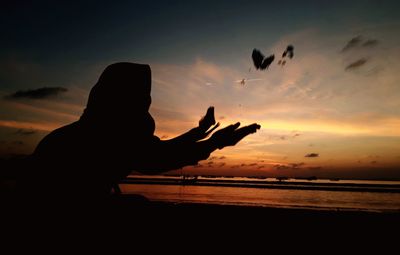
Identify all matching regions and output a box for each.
[0,120,59,132]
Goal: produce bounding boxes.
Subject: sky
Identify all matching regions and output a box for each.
[1,0,400,179]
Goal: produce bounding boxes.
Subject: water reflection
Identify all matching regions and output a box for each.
[120,184,400,212]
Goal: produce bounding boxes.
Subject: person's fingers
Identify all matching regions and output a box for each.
[206,106,214,116]
[199,106,216,129]
[212,123,260,148]
[231,122,241,130]
[232,123,261,141]
[221,122,240,133]
[205,122,220,136]
[245,123,261,133]
[209,107,216,125]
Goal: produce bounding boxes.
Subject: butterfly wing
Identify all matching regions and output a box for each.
[252,49,264,70]
[287,45,294,59]
[260,54,275,70]
[282,45,294,59]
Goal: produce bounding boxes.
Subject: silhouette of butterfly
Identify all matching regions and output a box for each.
[252,49,275,70]
[282,45,294,59]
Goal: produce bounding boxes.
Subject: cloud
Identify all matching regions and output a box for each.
[290,162,305,168]
[341,36,379,52]
[345,58,368,71]
[362,39,379,48]
[274,164,290,170]
[0,120,59,132]
[267,135,287,141]
[14,129,37,135]
[305,153,319,158]
[274,162,305,170]
[341,36,362,52]
[307,166,322,170]
[219,156,226,160]
[6,87,68,100]
[266,132,301,142]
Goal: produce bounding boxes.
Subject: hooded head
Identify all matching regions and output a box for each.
[80,62,155,134]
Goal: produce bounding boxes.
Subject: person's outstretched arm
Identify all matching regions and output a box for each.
[134,122,261,174]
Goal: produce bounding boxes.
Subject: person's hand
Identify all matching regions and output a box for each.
[199,106,216,130]
[198,106,220,138]
[210,122,261,149]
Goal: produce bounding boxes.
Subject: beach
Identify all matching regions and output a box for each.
[9,179,399,246]
[110,175,400,231]
[119,175,400,212]
[103,195,400,235]
[10,175,400,234]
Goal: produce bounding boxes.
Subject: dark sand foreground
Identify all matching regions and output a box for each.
[104,194,400,229]
[8,193,399,246]
[13,193,400,224]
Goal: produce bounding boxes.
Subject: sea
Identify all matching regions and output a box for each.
[119,175,400,212]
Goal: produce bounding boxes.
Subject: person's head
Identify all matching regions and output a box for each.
[80,62,155,133]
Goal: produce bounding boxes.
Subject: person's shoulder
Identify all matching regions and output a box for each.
[33,122,80,154]
[53,121,80,135]
[45,121,80,140]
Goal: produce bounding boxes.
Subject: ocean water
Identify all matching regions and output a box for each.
[120,176,400,212]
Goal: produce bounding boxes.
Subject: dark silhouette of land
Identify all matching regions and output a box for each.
[19,62,260,207]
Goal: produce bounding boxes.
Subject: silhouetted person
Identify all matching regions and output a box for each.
[22,62,260,205]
